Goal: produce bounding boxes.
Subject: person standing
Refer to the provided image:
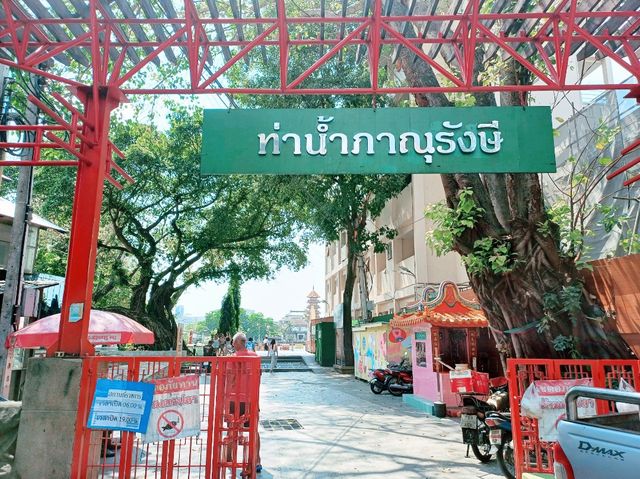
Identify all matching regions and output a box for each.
[211,335,220,356]
[246,337,255,352]
[268,339,278,374]
[262,335,269,352]
[231,332,262,474]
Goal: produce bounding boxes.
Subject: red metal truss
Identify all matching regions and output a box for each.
[608,137,640,186]
[0,0,638,96]
[0,0,638,356]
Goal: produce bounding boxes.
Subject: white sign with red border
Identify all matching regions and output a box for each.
[520,378,596,441]
[142,375,201,443]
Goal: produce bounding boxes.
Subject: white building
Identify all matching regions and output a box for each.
[325,175,468,319]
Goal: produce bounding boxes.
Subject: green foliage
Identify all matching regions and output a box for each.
[219,293,236,336]
[225,41,409,365]
[425,188,485,255]
[463,238,517,276]
[229,273,241,332]
[552,335,580,358]
[195,308,281,341]
[31,105,308,348]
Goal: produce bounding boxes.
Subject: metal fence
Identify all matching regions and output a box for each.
[71,355,261,479]
[507,359,640,478]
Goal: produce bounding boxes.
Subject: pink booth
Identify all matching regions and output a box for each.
[391,282,501,409]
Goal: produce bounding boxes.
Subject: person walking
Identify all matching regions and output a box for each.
[268,338,278,373]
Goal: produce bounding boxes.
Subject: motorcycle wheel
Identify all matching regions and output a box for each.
[370,380,384,394]
[497,434,516,479]
[470,420,492,463]
[388,377,403,396]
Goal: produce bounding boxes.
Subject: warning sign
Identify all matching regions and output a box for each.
[143,375,200,443]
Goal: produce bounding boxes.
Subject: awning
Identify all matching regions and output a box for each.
[0,198,66,233]
[391,281,488,328]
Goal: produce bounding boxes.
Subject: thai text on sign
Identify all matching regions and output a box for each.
[87,379,155,433]
[143,375,201,443]
[201,107,556,175]
[520,378,596,441]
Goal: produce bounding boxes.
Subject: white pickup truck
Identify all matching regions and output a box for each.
[553,386,640,479]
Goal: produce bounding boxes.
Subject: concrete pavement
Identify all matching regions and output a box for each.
[257,365,504,479]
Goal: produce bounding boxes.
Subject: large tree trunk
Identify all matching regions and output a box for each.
[392,3,632,359]
[340,236,357,367]
[145,283,178,350]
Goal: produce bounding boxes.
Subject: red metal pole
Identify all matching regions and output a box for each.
[56,86,126,355]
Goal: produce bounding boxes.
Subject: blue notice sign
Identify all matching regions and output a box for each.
[87,379,155,433]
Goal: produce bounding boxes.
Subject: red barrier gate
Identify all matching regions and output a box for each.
[507,359,640,478]
[71,355,261,479]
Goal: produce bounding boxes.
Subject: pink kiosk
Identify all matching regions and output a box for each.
[390,282,501,412]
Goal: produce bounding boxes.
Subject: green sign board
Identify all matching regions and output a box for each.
[201,107,556,175]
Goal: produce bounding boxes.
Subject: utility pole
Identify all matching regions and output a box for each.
[0,72,41,393]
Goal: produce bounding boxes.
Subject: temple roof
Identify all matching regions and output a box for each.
[391,281,487,328]
[307,288,320,299]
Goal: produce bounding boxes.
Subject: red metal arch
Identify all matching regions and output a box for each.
[0,0,637,354]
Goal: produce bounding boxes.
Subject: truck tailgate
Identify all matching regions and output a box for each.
[557,420,640,479]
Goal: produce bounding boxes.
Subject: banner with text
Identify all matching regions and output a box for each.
[143,375,201,443]
[87,379,155,433]
[201,107,556,175]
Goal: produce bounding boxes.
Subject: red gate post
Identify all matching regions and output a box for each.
[56,86,126,355]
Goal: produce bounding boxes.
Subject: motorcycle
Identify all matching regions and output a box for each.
[485,411,515,479]
[369,359,413,395]
[369,366,392,394]
[387,361,413,396]
[459,377,510,463]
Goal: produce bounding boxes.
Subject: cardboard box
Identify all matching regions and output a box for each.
[449,370,490,394]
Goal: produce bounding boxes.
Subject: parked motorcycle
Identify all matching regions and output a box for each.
[369,359,413,395]
[485,411,515,479]
[369,366,392,394]
[387,361,413,396]
[459,377,510,463]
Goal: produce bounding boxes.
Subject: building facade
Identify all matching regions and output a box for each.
[324,175,468,320]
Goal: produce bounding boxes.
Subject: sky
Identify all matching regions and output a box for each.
[178,242,326,321]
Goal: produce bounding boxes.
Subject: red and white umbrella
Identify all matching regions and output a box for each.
[5,310,155,348]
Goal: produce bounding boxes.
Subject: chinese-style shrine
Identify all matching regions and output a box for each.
[391,281,501,408]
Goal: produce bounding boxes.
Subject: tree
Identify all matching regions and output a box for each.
[300,176,408,366]
[229,273,241,332]
[227,46,408,367]
[219,293,236,336]
[195,308,281,341]
[33,106,308,349]
[389,4,631,359]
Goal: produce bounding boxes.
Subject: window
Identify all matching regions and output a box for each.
[415,342,427,368]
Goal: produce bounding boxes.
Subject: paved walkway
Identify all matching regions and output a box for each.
[258,366,503,479]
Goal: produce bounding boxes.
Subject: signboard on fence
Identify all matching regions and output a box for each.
[520,378,596,441]
[87,379,155,433]
[201,107,556,175]
[143,375,201,443]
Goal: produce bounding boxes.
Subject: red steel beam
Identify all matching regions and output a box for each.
[0,1,636,95]
[57,86,126,356]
